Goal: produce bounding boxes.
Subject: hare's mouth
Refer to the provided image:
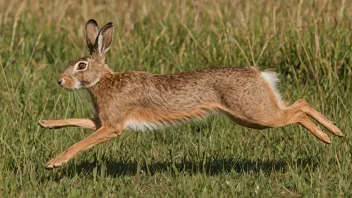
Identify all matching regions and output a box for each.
[57,76,77,89]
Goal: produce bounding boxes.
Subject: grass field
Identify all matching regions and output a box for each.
[1,0,351,197]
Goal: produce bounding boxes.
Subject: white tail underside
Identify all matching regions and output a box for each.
[261,71,284,108]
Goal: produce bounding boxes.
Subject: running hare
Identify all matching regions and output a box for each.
[38,19,343,168]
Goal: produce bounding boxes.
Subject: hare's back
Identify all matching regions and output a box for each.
[148,66,273,108]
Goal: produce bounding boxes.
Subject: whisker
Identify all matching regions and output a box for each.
[71,89,77,114]
[75,89,94,116]
[73,88,87,116]
[72,89,82,116]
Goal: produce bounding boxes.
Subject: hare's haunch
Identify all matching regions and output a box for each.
[38,19,343,169]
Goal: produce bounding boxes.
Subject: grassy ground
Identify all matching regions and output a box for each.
[0,0,351,197]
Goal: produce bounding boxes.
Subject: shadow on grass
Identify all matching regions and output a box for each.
[57,156,318,178]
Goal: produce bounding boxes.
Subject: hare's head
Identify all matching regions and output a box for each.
[57,19,114,89]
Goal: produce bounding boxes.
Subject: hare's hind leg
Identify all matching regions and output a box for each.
[38,118,100,130]
[291,99,343,137]
[273,99,343,143]
[45,124,120,168]
[222,102,331,143]
[282,108,331,144]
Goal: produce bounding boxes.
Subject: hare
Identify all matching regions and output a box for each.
[38,19,343,168]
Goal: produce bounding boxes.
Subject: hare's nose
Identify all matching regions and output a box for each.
[57,80,63,85]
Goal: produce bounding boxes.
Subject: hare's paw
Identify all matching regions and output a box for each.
[38,120,59,129]
[45,154,70,169]
[331,122,344,137]
[38,120,48,128]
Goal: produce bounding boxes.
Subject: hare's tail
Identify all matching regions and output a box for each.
[261,71,285,108]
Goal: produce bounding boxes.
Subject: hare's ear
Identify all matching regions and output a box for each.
[85,19,99,53]
[94,22,114,55]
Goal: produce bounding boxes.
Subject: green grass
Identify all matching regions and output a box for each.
[1,0,351,197]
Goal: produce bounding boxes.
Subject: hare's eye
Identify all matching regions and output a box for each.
[78,62,87,70]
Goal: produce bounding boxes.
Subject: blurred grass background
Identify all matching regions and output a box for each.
[0,0,351,197]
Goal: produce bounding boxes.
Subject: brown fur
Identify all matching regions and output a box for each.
[38,19,343,168]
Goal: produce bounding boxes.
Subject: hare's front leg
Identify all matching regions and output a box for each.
[45,125,120,168]
[38,118,100,130]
